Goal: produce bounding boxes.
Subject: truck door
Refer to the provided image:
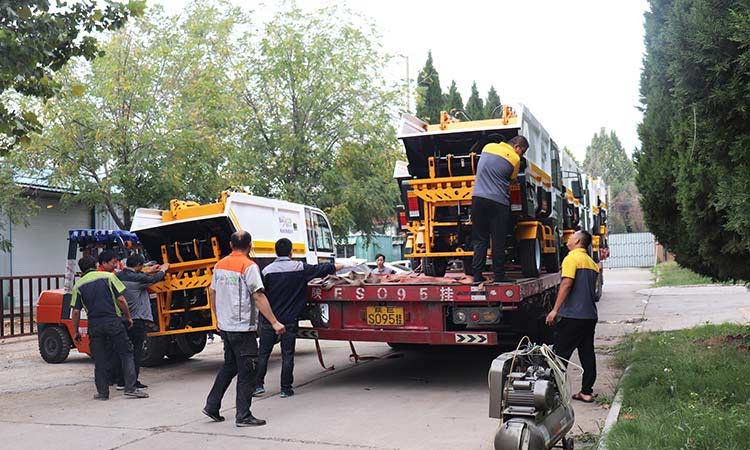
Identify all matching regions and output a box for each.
[311,211,335,263]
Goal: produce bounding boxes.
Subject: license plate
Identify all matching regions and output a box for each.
[366,306,404,326]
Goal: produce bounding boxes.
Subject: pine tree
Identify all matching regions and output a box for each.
[443,80,464,115]
[464,82,484,121]
[415,51,443,124]
[637,0,750,280]
[484,85,501,118]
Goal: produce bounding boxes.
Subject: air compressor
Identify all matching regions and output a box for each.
[488,342,575,450]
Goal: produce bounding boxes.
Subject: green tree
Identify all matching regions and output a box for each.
[0,0,144,153]
[563,146,580,166]
[20,2,243,229]
[443,80,464,115]
[582,128,642,234]
[637,0,750,280]
[415,51,443,124]
[484,85,501,118]
[583,128,635,193]
[464,82,484,121]
[235,3,400,240]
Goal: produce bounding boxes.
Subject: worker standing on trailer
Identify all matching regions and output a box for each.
[70,256,149,400]
[468,135,529,284]
[545,230,599,403]
[254,238,347,398]
[202,231,286,427]
[110,255,169,390]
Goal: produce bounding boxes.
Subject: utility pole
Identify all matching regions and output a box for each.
[399,54,410,113]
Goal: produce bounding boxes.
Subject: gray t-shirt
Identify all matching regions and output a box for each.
[472,142,520,205]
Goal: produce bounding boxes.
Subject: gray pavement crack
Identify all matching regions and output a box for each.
[174,429,403,450]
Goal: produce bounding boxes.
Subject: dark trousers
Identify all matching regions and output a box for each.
[89,320,136,395]
[205,331,258,421]
[110,319,147,384]
[256,321,298,391]
[554,317,597,395]
[471,196,510,280]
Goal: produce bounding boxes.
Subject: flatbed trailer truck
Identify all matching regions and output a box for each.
[299,272,560,347]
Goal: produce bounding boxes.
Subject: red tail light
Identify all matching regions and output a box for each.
[399,211,407,229]
[407,193,420,218]
[510,185,522,208]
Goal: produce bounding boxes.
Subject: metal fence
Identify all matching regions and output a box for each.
[1,275,64,338]
[604,232,656,268]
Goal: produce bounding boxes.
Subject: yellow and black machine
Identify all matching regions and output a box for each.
[394,105,566,278]
[128,191,337,365]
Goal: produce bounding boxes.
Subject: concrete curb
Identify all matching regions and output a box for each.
[596,366,630,450]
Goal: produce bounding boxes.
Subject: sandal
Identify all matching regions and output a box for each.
[572,392,596,403]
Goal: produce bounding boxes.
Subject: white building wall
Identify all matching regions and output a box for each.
[0,197,92,277]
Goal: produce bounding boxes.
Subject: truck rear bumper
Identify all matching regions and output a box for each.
[297,327,497,346]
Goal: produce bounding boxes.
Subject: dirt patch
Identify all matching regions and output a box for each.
[696,333,750,352]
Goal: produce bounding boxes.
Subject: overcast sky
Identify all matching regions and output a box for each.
[156,0,649,161]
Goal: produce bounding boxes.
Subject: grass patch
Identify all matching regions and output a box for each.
[652,261,714,287]
[607,323,750,450]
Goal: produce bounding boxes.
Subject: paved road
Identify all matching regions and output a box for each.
[1,269,747,450]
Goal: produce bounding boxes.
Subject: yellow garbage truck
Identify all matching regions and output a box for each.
[128,191,336,365]
[394,105,564,278]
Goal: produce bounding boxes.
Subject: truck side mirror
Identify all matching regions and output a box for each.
[571,180,583,199]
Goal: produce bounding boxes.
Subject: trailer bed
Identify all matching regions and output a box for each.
[300,272,560,346]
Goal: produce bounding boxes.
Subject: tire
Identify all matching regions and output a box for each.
[543,238,561,274]
[422,257,447,277]
[140,335,169,367]
[519,232,541,278]
[175,332,207,355]
[563,435,575,450]
[39,326,72,364]
[594,270,603,302]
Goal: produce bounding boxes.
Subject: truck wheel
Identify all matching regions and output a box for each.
[140,335,169,367]
[519,233,541,278]
[176,332,207,355]
[422,257,447,277]
[542,240,561,274]
[39,326,72,363]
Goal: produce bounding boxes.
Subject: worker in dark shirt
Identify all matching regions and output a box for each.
[71,256,148,400]
[545,230,600,403]
[468,135,529,284]
[110,254,169,390]
[253,238,346,397]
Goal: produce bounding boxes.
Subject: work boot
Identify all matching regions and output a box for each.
[124,389,149,398]
[236,413,266,427]
[253,386,265,397]
[135,381,148,389]
[93,393,109,401]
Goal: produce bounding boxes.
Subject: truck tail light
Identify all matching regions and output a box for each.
[407,192,420,219]
[453,307,502,325]
[510,185,522,211]
[399,210,408,230]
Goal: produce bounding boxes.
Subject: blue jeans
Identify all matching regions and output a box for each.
[256,321,298,391]
[205,331,258,421]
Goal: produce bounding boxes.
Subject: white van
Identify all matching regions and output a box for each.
[130,191,336,266]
